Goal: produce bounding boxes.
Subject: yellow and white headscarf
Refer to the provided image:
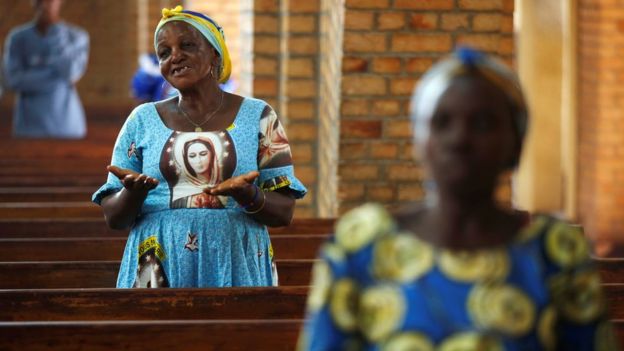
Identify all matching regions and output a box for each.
[154,5,231,83]
[410,47,528,167]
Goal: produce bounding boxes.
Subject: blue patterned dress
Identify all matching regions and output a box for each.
[93,97,306,288]
[299,204,619,351]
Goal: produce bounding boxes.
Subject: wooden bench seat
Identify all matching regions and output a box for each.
[0,319,302,351]
[0,217,335,237]
[0,235,327,261]
[0,286,308,321]
[0,187,96,202]
[0,201,102,218]
[2,284,623,322]
[0,259,315,289]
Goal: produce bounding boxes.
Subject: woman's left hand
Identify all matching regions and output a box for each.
[205,171,259,204]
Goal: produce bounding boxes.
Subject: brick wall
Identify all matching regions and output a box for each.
[338,0,515,213]
[578,0,624,254]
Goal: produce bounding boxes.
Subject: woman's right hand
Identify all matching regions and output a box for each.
[107,165,159,193]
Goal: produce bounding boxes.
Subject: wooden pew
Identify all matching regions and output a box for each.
[0,286,308,321]
[0,201,102,218]
[0,259,315,289]
[0,186,95,202]
[0,235,327,261]
[0,319,302,351]
[0,217,335,237]
[595,258,624,284]
[3,284,623,322]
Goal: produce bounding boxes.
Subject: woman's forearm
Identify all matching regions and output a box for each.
[100,188,149,230]
[245,189,295,227]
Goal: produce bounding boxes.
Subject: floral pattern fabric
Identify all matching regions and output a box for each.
[299,203,619,351]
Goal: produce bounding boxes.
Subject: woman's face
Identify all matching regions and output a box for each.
[187,142,211,175]
[425,75,517,196]
[155,22,218,90]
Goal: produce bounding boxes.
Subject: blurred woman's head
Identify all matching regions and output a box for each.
[410,47,528,197]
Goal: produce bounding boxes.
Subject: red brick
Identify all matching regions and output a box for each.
[368,184,396,202]
[372,99,401,116]
[255,0,279,12]
[254,36,280,54]
[377,12,406,30]
[339,164,380,180]
[391,33,452,52]
[406,57,435,73]
[459,0,503,10]
[397,183,425,201]
[288,101,315,120]
[340,142,369,160]
[394,0,453,10]
[289,36,319,54]
[344,32,388,52]
[456,34,500,53]
[287,80,317,98]
[409,13,438,30]
[289,1,319,13]
[254,57,278,76]
[288,58,315,78]
[290,15,317,33]
[386,164,423,181]
[473,13,502,32]
[254,14,279,33]
[372,57,402,73]
[287,122,317,141]
[296,165,318,184]
[338,183,365,201]
[343,57,369,73]
[384,119,414,138]
[370,142,399,159]
[342,75,387,95]
[389,77,418,96]
[345,11,375,30]
[291,143,314,163]
[345,0,390,9]
[341,98,371,116]
[341,120,383,138]
[254,78,278,95]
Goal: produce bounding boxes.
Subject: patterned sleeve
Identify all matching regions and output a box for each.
[91,108,143,205]
[298,239,361,351]
[257,104,306,198]
[542,219,621,350]
[298,204,395,350]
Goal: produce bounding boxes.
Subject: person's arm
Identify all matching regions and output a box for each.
[100,166,158,230]
[207,171,295,227]
[92,110,150,230]
[47,26,89,83]
[544,221,621,350]
[2,30,58,93]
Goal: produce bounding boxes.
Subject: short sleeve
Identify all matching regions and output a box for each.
[541,218,621,350]
[257,105,306,199]
[91,108,144,205]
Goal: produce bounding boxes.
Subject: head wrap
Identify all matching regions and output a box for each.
[410,46,528,167]
[154,5,231,83]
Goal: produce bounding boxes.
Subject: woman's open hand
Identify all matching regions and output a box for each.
[107,165,159,193]
[206,171,259,203]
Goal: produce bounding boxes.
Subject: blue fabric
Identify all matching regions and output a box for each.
[92,97,307,288]
[131,53,177,102]
[300,205,616,351]
[2,21,89,138]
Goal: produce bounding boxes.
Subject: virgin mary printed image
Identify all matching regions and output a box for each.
[160,131,236,209]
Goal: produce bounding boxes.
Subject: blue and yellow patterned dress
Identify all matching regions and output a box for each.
[93,97,306,288]
[299,204,618,351]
